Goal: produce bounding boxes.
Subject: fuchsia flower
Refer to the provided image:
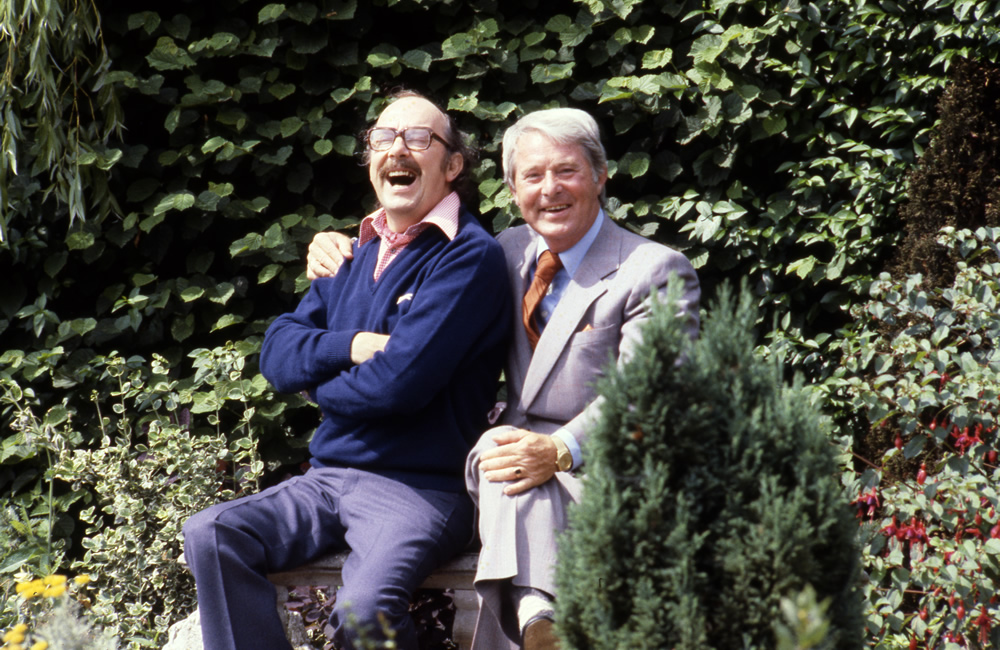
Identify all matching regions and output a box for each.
[951,424,984,455]
[853,487,880,519]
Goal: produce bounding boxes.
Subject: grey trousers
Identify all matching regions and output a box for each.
[465,427,583,650]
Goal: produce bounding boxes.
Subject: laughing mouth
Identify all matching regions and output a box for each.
[542,204,570,212]
[386,169,418,187]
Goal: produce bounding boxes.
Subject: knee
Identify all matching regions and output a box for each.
[182,507,224,564]
[468,426,514,476]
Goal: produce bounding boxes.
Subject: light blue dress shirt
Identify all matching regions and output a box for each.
[528,209,606,470]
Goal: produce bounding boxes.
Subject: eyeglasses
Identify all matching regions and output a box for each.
[365,127,450,152]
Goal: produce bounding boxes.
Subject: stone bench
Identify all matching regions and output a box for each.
[268,550,479,650]
[172,551,480,650]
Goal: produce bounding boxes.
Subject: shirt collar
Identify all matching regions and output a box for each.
[358,191,461,245]
[535,208,605,279]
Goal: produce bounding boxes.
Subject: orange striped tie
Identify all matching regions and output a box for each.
[522,250,563,350]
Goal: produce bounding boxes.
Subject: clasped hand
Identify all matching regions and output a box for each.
[479,428,558,496]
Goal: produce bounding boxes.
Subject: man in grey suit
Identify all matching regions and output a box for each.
[307,107,700,650]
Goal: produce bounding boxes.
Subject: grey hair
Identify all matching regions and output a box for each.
[501,107,608,205]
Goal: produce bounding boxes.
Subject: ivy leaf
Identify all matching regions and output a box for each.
[127,11,161,35]
[531,62,575,84]
[147,36,196,71]
[269,83,296,100]
[258,265,282,284]
[619,152,651,178]
[545,15,591,48]
[172,315,195,342]
[367,51,397,68]
[763,114,787,136]
[332,136,356,156]
[786,256,817,279]
[691,35,725,65]
[280,117,304,138]
[202,136,229,154]
[402,49,433,72]
[180,287,205,302]
[153,192,196,216]
[259,4,286,23]
[212,313,244,332]
[642,49,672,69]
[66,232,95,251]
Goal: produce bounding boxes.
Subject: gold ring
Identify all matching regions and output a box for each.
[515,468,522,476]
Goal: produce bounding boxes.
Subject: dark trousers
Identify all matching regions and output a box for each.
[183,467,475,650]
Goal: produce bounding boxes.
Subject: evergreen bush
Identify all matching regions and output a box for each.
[556,281,862,649]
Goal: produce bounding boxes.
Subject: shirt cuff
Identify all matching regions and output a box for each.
[552,428,582,470]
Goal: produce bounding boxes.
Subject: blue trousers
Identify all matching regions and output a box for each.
[183,467,475,650]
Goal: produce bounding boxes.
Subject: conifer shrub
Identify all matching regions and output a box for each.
[555,281,862,649]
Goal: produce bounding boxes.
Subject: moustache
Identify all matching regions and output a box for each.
[379,161,421,180]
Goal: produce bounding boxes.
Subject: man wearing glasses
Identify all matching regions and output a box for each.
[183,92,512,650]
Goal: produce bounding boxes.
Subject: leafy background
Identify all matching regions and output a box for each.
[3,0,1000,647]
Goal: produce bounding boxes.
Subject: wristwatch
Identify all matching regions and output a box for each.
[552,435,573,472]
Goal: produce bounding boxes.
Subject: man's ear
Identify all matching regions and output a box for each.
[446,152,463,183]
[508,181,520,209]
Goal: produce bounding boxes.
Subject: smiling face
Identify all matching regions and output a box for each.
[368,96,463,231]
[509,131,607,253]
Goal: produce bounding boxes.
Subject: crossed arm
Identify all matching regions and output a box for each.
[306,232,557,495]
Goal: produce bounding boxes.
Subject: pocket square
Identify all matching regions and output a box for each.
[580,323,594,332]
[397,293,413,305]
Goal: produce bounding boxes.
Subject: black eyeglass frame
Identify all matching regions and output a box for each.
[365,127,451,152]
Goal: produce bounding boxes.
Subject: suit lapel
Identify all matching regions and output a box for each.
[519,218,622,408]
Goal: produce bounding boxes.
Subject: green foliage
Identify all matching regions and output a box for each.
[826,228,1000,649]
[1,344,288,645]
[0,0,124,241]
[556,282,862,649]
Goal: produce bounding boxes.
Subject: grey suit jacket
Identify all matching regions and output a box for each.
[497,215,701,454]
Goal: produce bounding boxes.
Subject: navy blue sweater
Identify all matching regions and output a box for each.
[260,209,511,492]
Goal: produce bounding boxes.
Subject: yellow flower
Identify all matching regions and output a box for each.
[73,574,92,586]
[3,625,26,642]
[15,579,43,596]
[30,642,49,650]
[41,583,66,598]
[41,575,66,587]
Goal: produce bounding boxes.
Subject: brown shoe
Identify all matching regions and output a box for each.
[522,617,560,650]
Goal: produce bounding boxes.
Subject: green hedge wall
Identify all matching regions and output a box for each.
[4,0,1000,544]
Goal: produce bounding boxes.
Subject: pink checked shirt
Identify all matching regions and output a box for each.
[358,192,462,280]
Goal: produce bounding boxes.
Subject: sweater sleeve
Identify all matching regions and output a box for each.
[313,235,509,418]
[260,280,361,394]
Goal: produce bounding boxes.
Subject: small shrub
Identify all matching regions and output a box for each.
[556,280,862,649]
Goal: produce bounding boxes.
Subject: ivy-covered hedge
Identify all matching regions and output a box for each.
[3,0,1000,646]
